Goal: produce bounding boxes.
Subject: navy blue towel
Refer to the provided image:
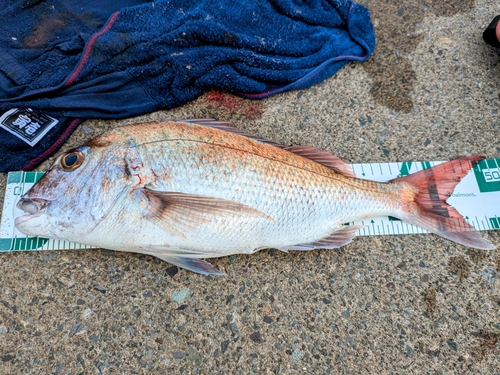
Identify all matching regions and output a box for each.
[0,0,375,172]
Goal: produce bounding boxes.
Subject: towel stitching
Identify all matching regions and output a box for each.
[64,12,120,87]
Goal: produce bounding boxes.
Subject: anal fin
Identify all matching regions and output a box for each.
[278,225,364,251]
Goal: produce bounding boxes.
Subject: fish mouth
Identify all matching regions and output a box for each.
[15,198,49,225]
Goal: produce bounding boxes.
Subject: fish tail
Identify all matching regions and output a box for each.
[390,156,495,250]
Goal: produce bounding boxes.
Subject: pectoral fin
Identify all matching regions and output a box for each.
[278,225,364,251]
[139,189,272,237]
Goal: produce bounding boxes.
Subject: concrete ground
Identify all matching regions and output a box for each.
[1,0,499,374]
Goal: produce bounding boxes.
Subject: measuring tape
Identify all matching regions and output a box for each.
[1,159,499,251]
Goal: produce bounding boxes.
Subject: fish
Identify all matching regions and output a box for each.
[15,119,495,275]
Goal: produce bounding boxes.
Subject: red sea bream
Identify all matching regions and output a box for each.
[15,120,495,275]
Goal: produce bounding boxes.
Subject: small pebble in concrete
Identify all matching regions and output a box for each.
[166,266,179,278]
[228,322,238,334]
[173,351,184,359]
[171,289,190,303]
[446,340,457,352]
[405,345,414,358]
[80,124,95,134]
[2,355,14,362]
[69,322,85,337]
[94,286,106,294]
[250,331,264,343]
[82,308,92,319]
[482,268,498,285]
[42,253,58,261]
[292,351,304,360]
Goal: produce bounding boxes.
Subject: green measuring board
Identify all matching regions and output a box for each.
[0,171,96,252]
[347,158,500,235]
[1,159,499,251]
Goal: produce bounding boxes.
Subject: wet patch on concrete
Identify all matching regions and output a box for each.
[448,255,470,280]
[423,288,437,316]
[471,330,499,360]
[466,248,488,264]
[362,0,475,112]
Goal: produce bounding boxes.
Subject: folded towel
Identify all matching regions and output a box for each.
[0,109,81,172]
[0,0,375,171]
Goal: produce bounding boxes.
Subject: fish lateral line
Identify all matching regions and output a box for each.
[130,137,358,183]
[115,121,354,179]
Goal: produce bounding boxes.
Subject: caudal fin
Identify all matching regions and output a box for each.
[391,156,495,250]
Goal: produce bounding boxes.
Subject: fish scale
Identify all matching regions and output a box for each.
[111,124,399,253]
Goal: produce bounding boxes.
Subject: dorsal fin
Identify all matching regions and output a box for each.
[176,118,355,177]
[282,146,355,177]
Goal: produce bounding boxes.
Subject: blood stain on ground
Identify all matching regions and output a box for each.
[204,91,263,119]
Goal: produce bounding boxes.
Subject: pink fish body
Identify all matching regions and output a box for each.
[15,120,495,275]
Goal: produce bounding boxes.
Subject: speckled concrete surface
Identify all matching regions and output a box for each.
[1,1,500,374]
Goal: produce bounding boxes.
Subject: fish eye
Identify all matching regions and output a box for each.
[61,150,85,171]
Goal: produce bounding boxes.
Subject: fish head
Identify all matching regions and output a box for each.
[15,140,133,241]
